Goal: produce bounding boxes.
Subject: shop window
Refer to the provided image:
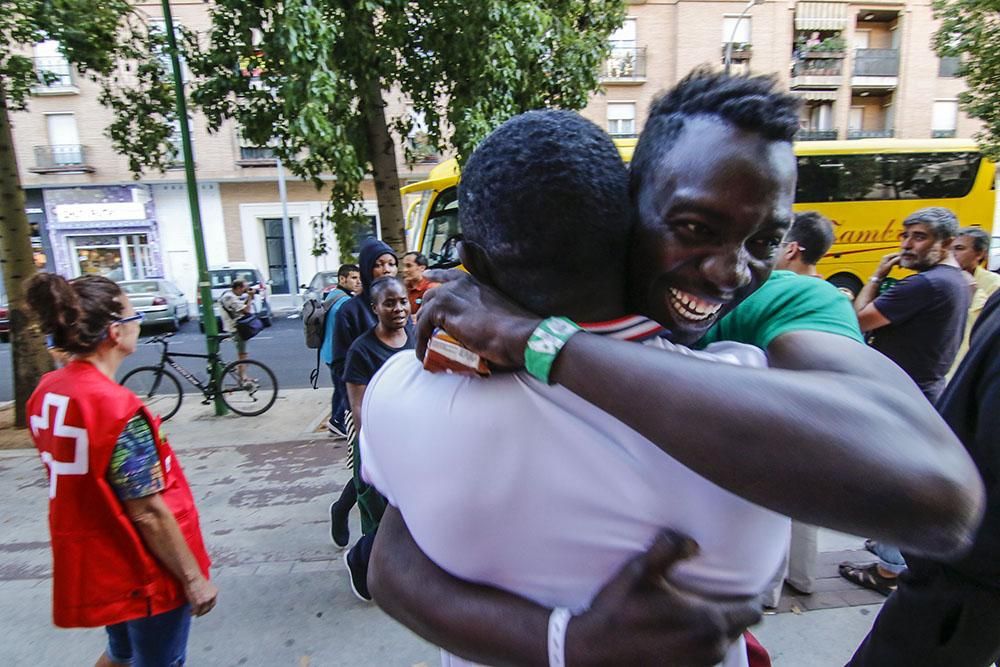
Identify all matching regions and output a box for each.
[69,234,154,281]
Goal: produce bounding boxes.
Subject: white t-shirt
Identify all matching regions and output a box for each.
[361,330,789,667]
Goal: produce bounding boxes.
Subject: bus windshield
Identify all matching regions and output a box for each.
[419,186,460,267]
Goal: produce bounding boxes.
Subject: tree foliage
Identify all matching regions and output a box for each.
[933,0,1000,160]
[185,0,627,259]
[1,0,176,424]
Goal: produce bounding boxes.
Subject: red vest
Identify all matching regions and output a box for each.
[27,360,211,628]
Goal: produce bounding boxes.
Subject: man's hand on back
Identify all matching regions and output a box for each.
[416,272,540,369]
[568,529,762,667]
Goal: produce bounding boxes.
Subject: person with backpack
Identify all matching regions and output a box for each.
[307,264,360,436]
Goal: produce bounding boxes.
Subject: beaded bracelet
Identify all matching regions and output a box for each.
[524,317,582,385]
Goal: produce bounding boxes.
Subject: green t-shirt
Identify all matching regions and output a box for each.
[698,270,864,350]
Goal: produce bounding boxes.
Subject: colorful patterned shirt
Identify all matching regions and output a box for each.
[107,412,165,500]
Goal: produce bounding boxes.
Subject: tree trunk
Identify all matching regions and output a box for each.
[362,77,407,256]
[0,84,53,427]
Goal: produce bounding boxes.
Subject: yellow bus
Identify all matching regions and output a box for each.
[402,138,996,296]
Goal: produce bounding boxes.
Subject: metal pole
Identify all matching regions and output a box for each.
[724,0,761,75]
[160,0,227,415]
[276,159,297,298]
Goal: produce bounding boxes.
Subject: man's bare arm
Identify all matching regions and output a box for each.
[415,275,984,558]
[369,506,760,667]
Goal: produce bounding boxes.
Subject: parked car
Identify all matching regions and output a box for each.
[198,262,272,332]
[300,271,342,304]
[0,304,8,343]
[119,279,190,332]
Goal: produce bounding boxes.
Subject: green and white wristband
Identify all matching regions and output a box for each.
[524,317,582,385]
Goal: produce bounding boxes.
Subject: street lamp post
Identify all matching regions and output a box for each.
[724,0,763,75]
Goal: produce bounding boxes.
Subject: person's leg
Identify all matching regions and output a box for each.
[869,541,907,575]
[234,335,248,381]
[98,623,132,666]
[124,604,192,667]
[786,522,819,594]
[330,481,356,548]
[351,429,387,535]
[344,529,377,602]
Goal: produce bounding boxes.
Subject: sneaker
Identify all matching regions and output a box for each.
[326,419,348,439]
[329,500,350,548]
[344,545,371,602]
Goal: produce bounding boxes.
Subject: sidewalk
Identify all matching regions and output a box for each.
[0,387,884,665]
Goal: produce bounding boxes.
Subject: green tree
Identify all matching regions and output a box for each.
[934,0,1000,160]
[1,1,176,425]
[186,0,626,259]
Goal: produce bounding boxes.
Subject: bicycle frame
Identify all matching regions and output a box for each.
[147,338,227,399]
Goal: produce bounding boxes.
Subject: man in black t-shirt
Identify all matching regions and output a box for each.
[341,276,413,601]
[848,291,1000,666]
[843,206,972,596]
[855,207,972,403]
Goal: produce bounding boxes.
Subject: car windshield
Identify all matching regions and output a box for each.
[312,273,340,290]
[120,281,160,295]
[210,269,258,288]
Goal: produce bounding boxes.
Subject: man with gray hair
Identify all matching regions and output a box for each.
[949,227,1000,376]
[842,207,972,596]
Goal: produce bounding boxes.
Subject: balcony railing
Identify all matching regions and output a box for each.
[601,46,646,81]
[30,145,94,172]
[797,129,838,141]
[33,57,75,89]
[932,129,957,138]
[792,56,844,78]
[847,129,895,140]
[234,145,278,167]
[853,49,899,77]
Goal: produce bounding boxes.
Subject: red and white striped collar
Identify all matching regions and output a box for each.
[579,315,668,342]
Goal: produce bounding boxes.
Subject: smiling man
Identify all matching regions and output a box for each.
[362,71,983,667]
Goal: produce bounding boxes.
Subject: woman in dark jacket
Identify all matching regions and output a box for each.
[328,238,397,548]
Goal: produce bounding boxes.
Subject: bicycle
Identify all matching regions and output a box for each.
[119,332,278,420]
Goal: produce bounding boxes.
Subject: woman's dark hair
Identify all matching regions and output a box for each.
[26,273,125,355]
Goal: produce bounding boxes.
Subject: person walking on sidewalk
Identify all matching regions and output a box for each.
[25,274,217,667]
[329,239,398,548]
[320,263,361,438]
[220,278,254,380]
[341,276,414,601]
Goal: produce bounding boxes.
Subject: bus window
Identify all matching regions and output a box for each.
[894,152,980,199]
[420,186,461,267]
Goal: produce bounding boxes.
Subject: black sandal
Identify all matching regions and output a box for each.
[839,562,898,596]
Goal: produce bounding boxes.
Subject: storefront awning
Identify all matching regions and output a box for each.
[795,2,850,31]
[793,90,839,101]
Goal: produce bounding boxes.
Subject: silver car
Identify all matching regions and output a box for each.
[119,279,190,331]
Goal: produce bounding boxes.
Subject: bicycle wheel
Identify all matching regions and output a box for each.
[218,359,278,416]
[120,366,184,421]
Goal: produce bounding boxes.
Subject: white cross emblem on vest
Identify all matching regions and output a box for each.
[30,393,89,499]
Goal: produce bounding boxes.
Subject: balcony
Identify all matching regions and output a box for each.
[847,129,894,140]
[32,57,78,95]
[29,145,94,173]
[932,129,957,138]
[797,129,838,141]
[236,145,277,167]
[790,52,845,88]
[601,47,646,83]
[852,49,899,88]
[722,43,753,61]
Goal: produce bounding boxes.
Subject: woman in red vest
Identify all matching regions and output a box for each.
[25,274,216,667]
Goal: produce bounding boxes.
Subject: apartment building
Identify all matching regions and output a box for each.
[582,0,975,143]
[11,1,437,300]
[11,0,977,297]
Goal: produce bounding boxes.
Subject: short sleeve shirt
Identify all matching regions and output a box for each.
[871,263,971,401]
[219,291,248,333]
[343,326,415,387]
[699,270,864,350]
[106,412,165,500]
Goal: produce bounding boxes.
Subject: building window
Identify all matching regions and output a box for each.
[68,234,154,280]
[149,19,186,81]
[45,113,82,165]
[938,56,960,78]
[610,18,637,49]
[932,100,958,138]
[33,40,73,88]
[607,103,636,138]
[722,15,752,46]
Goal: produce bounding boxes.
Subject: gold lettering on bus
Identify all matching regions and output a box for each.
[830,219,900,245]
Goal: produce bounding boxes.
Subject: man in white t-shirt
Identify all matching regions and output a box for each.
[361,110,789,667]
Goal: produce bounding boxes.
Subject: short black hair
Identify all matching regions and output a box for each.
[338,263,360,278]
[459,110,630,312]
[369,275,406,305]
[787,211,836,265]
[903,207,959,242]
[232,279,247,290]
[957,227,990,254]
[403,252,429,268]
[630,68,801,197]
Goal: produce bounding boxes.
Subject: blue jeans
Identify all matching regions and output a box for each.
[871,541,907,575]
[105,603,191,666]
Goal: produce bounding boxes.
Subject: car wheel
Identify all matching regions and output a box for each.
[168,314,180,332]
